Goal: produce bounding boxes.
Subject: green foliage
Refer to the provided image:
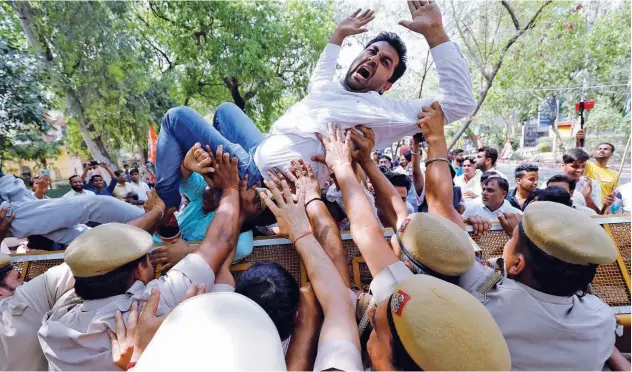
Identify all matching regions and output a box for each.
[537,137,552,152]
[0,4,58,162]
[137,0,334,129]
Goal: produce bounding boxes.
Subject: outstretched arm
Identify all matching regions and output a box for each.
[308,9,375,92]
[348,126,409,230]
[393,2,475,124]
[261,179,360,351]
[418,102,465,229]
[316,123,399,277]
[285,160,351,288]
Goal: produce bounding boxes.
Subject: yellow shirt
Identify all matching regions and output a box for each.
[584,161,619,200]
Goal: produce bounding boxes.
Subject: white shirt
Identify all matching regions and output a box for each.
[253,41,475,187]
[613,182,631,213]
[462,199,523,220]
[455,170,482,201]
[572,177,602,209]
[128,181,151,201]
[61,189,95,198]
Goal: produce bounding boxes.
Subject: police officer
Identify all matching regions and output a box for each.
[459,201,618,370]
[38,151,245,370]
[0,256,76,370]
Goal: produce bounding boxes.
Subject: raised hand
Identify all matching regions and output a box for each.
[417,101,446,145]
[209,145,240,191]
[313,122,353,174]
[398,1,449,47]
[347,125,376,167]
[286,159,321,203]
[261,179,312,242]
[182,143,215,175]
[465,215,491,237]
[151,239,193,273]
[498,212,522,237]
[331,9,375,44]
[239,175,260,220]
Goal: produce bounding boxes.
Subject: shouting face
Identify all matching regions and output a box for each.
[344,41,399,94]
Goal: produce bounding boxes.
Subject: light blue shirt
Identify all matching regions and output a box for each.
[153,173,253,262]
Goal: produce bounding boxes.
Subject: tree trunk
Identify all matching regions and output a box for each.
[223,76,247,110]
[12,0,115,168]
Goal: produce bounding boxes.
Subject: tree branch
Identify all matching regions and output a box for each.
[501,1,521,30]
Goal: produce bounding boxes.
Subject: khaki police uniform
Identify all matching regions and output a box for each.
[459,202,619,370]
[37,223,218,371]
[0,262,76,371]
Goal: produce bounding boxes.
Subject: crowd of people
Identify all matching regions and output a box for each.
[0,2,629,371]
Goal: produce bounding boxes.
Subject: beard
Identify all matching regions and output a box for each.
[71,185,83,192]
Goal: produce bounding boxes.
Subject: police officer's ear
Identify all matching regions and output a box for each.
[506,252,526,277]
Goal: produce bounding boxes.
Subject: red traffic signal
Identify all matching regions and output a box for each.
[576,100,595,111]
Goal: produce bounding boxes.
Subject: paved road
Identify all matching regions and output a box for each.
[496,163,631,189]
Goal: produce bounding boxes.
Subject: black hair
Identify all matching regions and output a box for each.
[381,155,392,163]
[514,163,539,179]
[453,149,464,155]
[547,174,577,193]
[130,168,140,175]
[235,262,300,341]
[462,156,476,165]
[402,150,412,163]
[74,254,149,300]
[480,171,499,183]
[68,175,80,183]
[538,186,573,207]
[0,265,13,290]
[365,32,408,84]
[562,148,590,164]
[27,235,60,251]
[482,176,509,193]
[477,146,499,166]
[384,170,412,193]
[89,174,103,184]
[123,164,129,168]
[598,142,615,152]
[516,222,596,297]
[114,170,122,177]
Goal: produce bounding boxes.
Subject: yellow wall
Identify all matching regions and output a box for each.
[2,148,81,182]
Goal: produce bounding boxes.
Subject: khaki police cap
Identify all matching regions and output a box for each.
[64,223,153,277]
[135,292,286,370]
[523,202,618,265]
[397,213,475,276]
[0,252,11,269]
[390,275,511,371]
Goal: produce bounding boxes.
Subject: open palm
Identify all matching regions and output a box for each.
[336,9,375,38]
[399,1,443,36]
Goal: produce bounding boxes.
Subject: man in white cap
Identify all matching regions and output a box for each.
[38,148,250,370]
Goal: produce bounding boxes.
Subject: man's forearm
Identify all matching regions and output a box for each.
[423,28,450,49]
[127,208,163,233]
[412,152,425,196]
[425,139,465,228]
[295,235,351,317]
[285,316,321,371]
[335,165,399,276]
[306,200,351,288]
[361,161,408,229]
[196,190,240,273]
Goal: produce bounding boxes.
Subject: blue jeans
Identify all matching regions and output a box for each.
[155,103,264,208]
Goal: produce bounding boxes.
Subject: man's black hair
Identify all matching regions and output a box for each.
[27,235,60,251]
[384,170,412,193]
[480,170,499,183]
[562,148,590,164]
[516,222,596,297]
[482,176,509,193]
[514,163,539,179]
[462,156,476,165]
[235,262,300,341]
[0,266,13,290]
[538,186,573,207]
[598,142,615,152]
[74,254,149,300]
[130,168,140,175]
[453,149,464,155]
[365,32,407,84]
[547,174,577,193]
[123,164,129,168]
[402,150,412,163]
[381,155,392,162]
[68,175,80,183]
[114,170,122,177]
[477,146,499,167]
